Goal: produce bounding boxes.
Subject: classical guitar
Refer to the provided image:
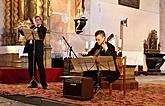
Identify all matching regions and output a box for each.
[80,34,114,56]
[93,34,114,56]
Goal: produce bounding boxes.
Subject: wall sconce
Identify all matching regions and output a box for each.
[74,17,87,34]
[121,18,128,27]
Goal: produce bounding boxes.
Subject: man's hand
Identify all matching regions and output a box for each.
[101,43,108,51]
[18,25,22,30]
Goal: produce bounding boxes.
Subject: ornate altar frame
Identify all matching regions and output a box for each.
[4,0,51,45]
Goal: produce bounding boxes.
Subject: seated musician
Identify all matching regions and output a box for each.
[83,30,120,87]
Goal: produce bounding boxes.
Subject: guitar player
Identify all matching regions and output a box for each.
[83,30,120,88]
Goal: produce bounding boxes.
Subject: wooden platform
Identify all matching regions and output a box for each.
[101,77,138,90]
[0,68,63,83]
[64,57,139,90]
[71,67,139,90]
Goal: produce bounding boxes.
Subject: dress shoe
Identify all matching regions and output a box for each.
[27,85,38,88]
[42,86,47,89]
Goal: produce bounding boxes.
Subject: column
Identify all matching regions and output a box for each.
[160,0,165,52]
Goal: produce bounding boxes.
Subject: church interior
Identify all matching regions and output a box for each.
[0,0,165,105]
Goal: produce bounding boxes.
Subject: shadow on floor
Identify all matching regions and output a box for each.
[1,94,80,106]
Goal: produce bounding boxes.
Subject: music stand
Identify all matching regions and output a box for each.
[71,56,115,97]
[62,36,77,75]
[22,28,39,84]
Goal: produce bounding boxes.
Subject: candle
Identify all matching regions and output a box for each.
[85,41,89,49]
[90,41,95,49]
[118,39,122,48]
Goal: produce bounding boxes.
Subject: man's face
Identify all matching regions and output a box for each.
[35,17,42,26]
[95,34,105,45]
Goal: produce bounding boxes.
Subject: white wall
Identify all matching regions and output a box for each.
[0,0,160,67]
[89,0,159,66]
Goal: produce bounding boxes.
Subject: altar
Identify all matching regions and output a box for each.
[0,46,52,68]
[143,29,165,74]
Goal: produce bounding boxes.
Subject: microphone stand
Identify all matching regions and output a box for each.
[30,27,38,85]
[62,36,77,75]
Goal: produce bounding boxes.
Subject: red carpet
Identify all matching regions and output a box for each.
[0,68,63,83]
[0,82,165,106]
[0,68,165,105]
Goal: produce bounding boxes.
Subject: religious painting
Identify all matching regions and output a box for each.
[75,0,85,18]
[24,0,37,20]
[118,0,140,9]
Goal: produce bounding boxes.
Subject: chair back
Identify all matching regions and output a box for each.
[116,56,127,75]
[116,56,127,95]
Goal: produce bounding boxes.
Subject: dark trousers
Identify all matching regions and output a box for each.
[28,53,47,87]
[83,70,120,86]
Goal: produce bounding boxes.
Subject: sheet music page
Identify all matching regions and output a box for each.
[93,56,116,71]
[22,28,40,40]
[71,56,116,73]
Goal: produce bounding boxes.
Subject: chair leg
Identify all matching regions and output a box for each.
[123,74,126,96]
[123,81,126,96]
[109,83,112,96]
[123,56,127,96]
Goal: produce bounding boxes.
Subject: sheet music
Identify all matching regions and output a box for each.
[71,56,116,73]
[22,28,40,40]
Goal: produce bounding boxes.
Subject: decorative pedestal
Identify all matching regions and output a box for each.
[0,53,28,68]
[145,52,165,75]
[44,45,52,68]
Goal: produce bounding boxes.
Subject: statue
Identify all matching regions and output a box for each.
[145,29,165,73]
[143,39,148,53]
[147,29,158,50]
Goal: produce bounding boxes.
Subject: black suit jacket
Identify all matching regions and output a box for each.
[87,42,118,72]
[23,25,47,55]
[87,42,117,58]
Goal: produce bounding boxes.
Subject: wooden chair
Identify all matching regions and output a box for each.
[109,56,127,96]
